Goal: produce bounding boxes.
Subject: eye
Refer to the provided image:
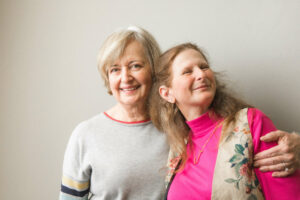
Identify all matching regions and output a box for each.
[182,67,193,75]
[109,67,120,73]
[130,64,142,70]
[200,64,209,70]
[182,70,192,75]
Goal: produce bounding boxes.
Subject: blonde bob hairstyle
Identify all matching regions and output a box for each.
[149,43,251,171]
[97,26,161,94]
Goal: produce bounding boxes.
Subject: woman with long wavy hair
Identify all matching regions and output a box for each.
[150,43,300,199]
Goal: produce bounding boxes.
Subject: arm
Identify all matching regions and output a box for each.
[248,108,300,200]
[59,123,91,200]
[254,131,300,177]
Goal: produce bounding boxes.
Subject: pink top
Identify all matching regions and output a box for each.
[168,108,300,200]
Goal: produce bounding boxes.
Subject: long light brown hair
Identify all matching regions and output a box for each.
[149,43,252,171]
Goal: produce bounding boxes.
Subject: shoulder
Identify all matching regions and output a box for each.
[246,108,277,151]
[235,108,268,119]
[233,108,276,133]
[247,108,268,119]
[69,113,107,141]
[247,108,274,129]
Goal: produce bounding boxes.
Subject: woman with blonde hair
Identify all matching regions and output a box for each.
[150,42,300,199]
[59,26,169,200]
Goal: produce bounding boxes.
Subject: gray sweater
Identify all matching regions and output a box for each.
[60,113,169,200]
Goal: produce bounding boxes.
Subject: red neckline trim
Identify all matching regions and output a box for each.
[104,112,150,124]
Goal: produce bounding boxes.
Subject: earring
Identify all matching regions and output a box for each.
[169,97,175,104]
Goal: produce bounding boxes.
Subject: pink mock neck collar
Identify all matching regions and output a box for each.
[186,111,220,137]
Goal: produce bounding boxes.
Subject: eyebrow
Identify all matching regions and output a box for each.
[182,60,208,67]
[111,60,145,67]
[128,60,145,65]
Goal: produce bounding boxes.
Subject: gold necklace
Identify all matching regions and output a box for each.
[193,121,223,165]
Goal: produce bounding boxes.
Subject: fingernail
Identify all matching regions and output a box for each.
[259,167,266,172]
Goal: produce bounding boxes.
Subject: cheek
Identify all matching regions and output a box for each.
[172,79,188,96]
[207,71,216,84]
[108,76,118,90]
[211,76,216,87]
[139,71,152,86]
[210,75,217,94]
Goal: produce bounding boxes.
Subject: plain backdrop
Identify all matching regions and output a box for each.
[1,0,299,199]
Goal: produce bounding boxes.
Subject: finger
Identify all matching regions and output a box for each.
[272,167,296,177]
[260,130,286,142]
[254,152,295,167]
[259,162,293,172]
[254,145,282,160]
[259,164,281,172]
[254,155,287,168]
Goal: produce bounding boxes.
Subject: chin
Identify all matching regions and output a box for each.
[197,95,214,106]
[121,98,145,106]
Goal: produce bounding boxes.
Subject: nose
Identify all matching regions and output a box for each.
[194,67,206,80]
[121,68,133,82]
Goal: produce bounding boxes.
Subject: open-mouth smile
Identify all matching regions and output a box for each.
[120,85,140,92]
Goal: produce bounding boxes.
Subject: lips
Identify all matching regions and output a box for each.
[193,84,210,90]
[120,85,140,91]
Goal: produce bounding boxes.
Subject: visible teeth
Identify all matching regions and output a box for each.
[121,86,138,91]
[123,88,135,91]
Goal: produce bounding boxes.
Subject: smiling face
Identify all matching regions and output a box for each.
[108,40,152,107]
[161,48,216,118]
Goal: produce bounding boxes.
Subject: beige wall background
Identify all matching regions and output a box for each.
[1,0,299,199]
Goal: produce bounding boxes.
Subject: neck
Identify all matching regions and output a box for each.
[178,104,209,121]
[106,103,149,122]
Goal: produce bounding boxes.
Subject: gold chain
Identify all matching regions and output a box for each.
[193,121,223,165]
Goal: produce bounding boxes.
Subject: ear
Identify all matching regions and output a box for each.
[159,85,175,103]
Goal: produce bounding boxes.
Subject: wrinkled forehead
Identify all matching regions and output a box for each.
[106,40,148,67]
[177,49,206,64]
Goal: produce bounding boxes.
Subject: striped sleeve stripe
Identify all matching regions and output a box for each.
[61,184,89,197]
[62,175,89,191]
[59,192,88,200]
